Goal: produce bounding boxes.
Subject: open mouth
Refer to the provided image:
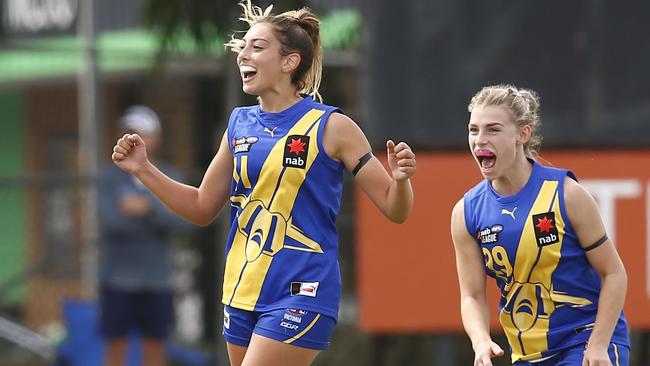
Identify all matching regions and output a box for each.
[474,149,496,169]
[240,65,257,82]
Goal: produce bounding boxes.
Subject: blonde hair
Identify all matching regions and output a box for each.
[468,84,542,159]
[225,0,323,102]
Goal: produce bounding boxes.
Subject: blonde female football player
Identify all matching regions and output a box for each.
[451,84,629,366]
[111,1,416,365]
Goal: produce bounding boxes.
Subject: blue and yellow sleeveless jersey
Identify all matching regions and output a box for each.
[463,161,629,363]
[223,96,344,320]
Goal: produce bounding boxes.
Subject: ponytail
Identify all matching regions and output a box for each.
[226,0,324,101]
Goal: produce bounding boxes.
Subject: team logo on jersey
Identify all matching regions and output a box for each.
[263,126,278,137]
[501,207,517,220]
[283,135,310,169]
[476,224,503,244]
[532,212,559,246]
[231,136,259,153]
[290,281,319,297]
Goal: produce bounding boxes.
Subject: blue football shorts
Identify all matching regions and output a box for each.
[222,305,336,350]
[514,342,629,366]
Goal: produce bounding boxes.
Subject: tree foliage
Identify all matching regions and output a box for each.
[140,0,311,53]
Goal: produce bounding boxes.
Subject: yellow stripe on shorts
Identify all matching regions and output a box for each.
[284,314,321,344]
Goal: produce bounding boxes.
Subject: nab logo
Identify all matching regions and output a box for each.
[532,212,559,247]
[476,224,503,244]
[283,135,309,169]
[231,136,259,153]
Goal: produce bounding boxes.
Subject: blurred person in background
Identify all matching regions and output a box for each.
[451,84,629,366]
[110,1,416,365]
[98,106,194,366]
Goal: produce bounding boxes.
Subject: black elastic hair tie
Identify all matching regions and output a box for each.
[584,234,608,252]
[352,152,373,176]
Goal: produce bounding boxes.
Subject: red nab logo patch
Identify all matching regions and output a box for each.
[283,135,309,169]
[532,212,559,247]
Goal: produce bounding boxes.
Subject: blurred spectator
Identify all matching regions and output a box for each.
[98,106,194,366]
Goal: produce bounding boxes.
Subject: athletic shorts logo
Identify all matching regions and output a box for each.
[231,136,259,153]
[281,308,306,330]
[223,308,230,329]
[290,281,319,297]
[283,135,310,169]
[287,308,307,315]
[280,321,299,330]
[532,212,559,246]
[283,309,305,324]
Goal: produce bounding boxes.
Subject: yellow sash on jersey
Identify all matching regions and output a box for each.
[223,108,326,309]
[501,180,591,362]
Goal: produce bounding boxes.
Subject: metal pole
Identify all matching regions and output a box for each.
[212,52,242,366]
[212,13,244,360]
[77,0,101,299]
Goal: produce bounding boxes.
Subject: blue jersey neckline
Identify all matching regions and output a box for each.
[486,159,539,204]
[255,96,313,125]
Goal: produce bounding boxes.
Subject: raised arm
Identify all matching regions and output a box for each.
[111,131,233,226]
[451,199,504,366]
[564,176,627,364]
[322,113,415,223]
